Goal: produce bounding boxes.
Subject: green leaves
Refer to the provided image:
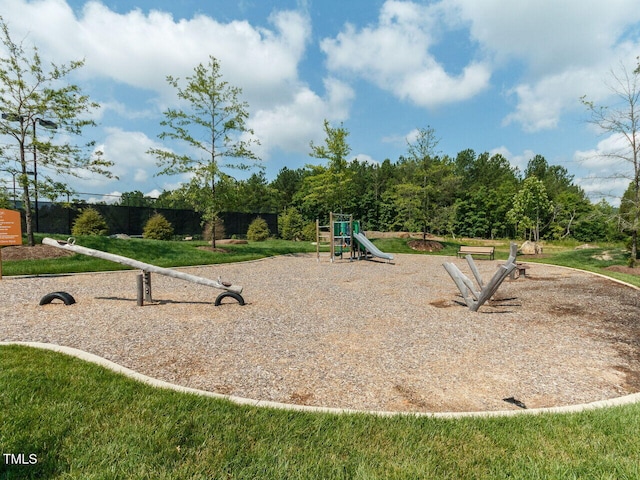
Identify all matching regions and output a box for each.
[147,55,261,246]
[507,177,553,241]
[0,16,113,245]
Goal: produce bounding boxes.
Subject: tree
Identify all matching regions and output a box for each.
[120,190,154,207]
[388,127,457,238]
[301,120,353,216]
[270,167,306,212]
[582,61,640,265]
[507,177,553,241]
[0,17,114,245]
[235,172,277,213]
[454,151,519,238]
[154,189,193,210]
[148,55,260,248]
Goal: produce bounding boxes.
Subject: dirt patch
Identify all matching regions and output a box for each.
[605,265,640,276]
[430,299,453,308]
[216,239,248,245]
[1,244,73,261]
[408,240,443,252]
[290,391,314,405]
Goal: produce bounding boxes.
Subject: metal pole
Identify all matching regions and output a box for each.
[12,171,16,209]
[32,119,39,233]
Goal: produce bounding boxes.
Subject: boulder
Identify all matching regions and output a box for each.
[520,240,542,255]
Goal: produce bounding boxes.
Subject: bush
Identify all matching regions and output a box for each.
[247,217,270,241]
[278,207,305,240]
[143,213,174,240]
[203,218,226,241]
[301,221,318,241]
[71,208,109,236]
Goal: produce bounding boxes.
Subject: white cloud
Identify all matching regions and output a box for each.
[1,1,312,104]
[447,0,640,132]
[449,0,640,73]
[573,132,636,203]
[2,0,358,163]
[352,153,380,165]
[145,189,162,199]
[247,77,354,159]
[574,133,635,171]
[502,69,598,132]
[61,128,162,193]
[320,0,491,108]
[85,192,121,205]
[575,174,630,206]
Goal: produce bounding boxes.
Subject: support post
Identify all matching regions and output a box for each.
[143,270,152,302]
[136,274,144,306]
[329,212,335,262]
[316,219,320,262]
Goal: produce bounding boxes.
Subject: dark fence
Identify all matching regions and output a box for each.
[22,202,278,238]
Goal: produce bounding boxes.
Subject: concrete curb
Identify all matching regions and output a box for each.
[4,341,640,419]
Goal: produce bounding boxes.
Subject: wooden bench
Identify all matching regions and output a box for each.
[457,245,495,260]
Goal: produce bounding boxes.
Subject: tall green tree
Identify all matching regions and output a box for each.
[454,151,519,238]
[0,17,114,245]
[235,172,277,213]
[299,120,353,218]
[119,190,154,207]
[388,127,457,238]
[148,55,260,247]
[582,61,640,264]
[270,166,306,212]
[507,176,554,241]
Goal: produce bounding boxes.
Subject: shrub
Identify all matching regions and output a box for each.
[143,213,174,240]
[278,207,305,240]
[247,217,270,241]
[301,221,318,242]
[203,217,226,241]
[71,208,109,236]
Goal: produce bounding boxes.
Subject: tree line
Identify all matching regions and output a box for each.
[116,123,630,245]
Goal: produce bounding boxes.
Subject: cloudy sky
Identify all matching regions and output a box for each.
[2,0,640,204]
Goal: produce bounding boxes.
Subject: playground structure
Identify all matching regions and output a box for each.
[442,242,518,312]
[316,213,393,263]
[42,237,244,306]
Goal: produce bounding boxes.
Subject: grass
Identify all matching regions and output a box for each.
[3,345,640,479]
[1,234,318,276]
[2,234,640,477]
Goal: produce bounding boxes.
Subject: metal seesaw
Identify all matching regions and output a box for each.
[42,237,244,306]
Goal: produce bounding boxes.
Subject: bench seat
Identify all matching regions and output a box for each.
[457,245,495,260]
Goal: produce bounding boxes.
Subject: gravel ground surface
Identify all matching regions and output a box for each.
[2,253,640,413]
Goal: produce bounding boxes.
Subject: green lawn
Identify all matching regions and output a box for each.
[2,234,640,478]
[1,234,318,276]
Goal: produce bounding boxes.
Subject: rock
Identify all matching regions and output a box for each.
[520,240,542,255]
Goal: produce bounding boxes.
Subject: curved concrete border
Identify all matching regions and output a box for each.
[4,341,640,419]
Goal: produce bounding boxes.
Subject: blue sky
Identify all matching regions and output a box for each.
[2,0,640,205]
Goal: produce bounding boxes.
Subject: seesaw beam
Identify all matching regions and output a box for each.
[42,237,242,294]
